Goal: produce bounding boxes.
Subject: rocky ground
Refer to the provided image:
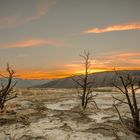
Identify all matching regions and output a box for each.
[0,88,140,140]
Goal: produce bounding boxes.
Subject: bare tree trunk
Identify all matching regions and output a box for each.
[71,50,96,110]
[133,111,140,129]
[0,64,16,111]
[113,71,140,134]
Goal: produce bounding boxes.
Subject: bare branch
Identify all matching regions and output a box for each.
[112,95,129,105]
[113,70,140,134]
[134,86,140,91]
[71,77,84,88]
[0,64,16,111]
[0,74,7,78]
[72,50,96,110]
[112,83,125,94]
[113,104,124,125]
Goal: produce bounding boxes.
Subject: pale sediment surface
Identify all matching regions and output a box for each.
[0,88,140,140]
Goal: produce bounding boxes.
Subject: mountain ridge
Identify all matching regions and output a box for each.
[0,78,50,88]
[34,70,140,88]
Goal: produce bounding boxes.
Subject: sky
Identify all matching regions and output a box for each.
[0,0,140,79]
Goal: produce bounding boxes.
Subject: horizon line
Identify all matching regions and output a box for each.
[0,68,139,80]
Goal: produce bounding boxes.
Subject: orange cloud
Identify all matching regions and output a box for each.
[0,66,140,80]
[116,52,140,58]
[96,52,140,68]
[14,66,140,80]
[0,52,140,79]
[84,23,140,34]
[107,52,140,60]
[63,52,140,75]
[13,70,74,79]
[13,68,111,80]
[0,39,65,49]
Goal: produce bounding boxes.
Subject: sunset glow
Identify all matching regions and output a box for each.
[0,1,140,139]
[0,69,110,79]
[0,39,65,49]
[11,67,140,79]
[1,66,140,80]
[0,0,139,80]
[84,23,140,34]
[0,51,140,79]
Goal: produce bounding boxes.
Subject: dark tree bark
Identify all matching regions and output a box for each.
[71,50,97,110]
[0,64,16,111]
[113,71,140,134]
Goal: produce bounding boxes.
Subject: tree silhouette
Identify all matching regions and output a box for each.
[113,71,140,134]
[0,64,16,111]
[71,50,97,110]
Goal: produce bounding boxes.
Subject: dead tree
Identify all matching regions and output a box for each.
[71,50,97,110]
[113,71,140,134]
[0,64,16,111]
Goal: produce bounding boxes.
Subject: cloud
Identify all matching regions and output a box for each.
[65,52,140,73]
[84,23,140,34]
[0,16,17,29]
[25,1,53,22]
[0,38,65,49]
[14,69,75,79]
[1,51,139,79]
[96,52,140,68]
[115,52,140,58]
[0,1,54,29]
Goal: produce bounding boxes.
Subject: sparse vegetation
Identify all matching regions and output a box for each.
[0,63,140,139]
[0,64,16,112]
[71,50,97,110]
[113,71,140,134]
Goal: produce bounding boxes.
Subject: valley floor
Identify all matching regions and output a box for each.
[0,88,140,140]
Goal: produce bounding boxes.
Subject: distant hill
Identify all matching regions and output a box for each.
[35,70,140,88]
[0,78,50,88]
